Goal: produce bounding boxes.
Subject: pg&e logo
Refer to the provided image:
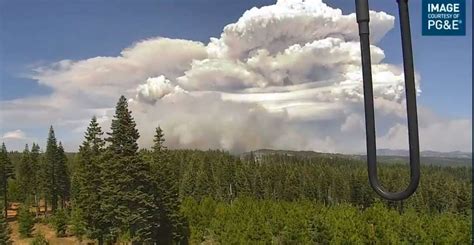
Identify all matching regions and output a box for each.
[422,0,466,36]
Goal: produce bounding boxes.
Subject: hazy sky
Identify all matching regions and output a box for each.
[0,0,471,153]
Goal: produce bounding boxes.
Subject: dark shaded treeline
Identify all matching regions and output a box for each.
[0,95,471,244]
[7,149,471,214]
[157,150,471,214]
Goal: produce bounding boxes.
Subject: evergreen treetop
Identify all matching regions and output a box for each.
[106,95,139,155]
[82,116,105,155]
[74,116,106,243]
[153,127,166,153]
[0,143,14,218]
[18,144,33,202]
[100,96,158,243]
[45,126,59,212]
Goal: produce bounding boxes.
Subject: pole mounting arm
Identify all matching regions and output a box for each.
[355,0,420,201]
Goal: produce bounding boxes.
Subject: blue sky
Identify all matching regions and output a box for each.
[0,0,471,152]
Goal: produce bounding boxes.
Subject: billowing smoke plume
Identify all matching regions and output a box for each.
[136,76,185,103]
[2,0,470,153]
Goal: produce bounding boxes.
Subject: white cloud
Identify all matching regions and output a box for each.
[0,130,38,151]
[31,38,206,108]
[2,130,26,140]
[0,0,469,153]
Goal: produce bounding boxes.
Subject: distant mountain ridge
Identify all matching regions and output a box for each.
[245,148,472,159]
[376,149,472,159]
[242,149,472,167]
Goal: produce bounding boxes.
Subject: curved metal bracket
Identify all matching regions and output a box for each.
[355,0,420,201]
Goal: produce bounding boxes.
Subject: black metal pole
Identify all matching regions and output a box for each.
[355,0,420,201]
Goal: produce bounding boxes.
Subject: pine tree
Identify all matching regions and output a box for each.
[0,143,14,219]
[30,143,41,217]
[100,96,158,243]
[45,127,59,213]
[51,209,68,237]
[152,127,165,152]
[0,204,11,244]
[55,143,70,209]
[151,127,187,243]
[70,206,87,242]
[18,144,33,203]
[38,150,49,215]
[74,116,106,243]
[18,204,35,238]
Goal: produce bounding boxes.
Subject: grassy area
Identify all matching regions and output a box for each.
[7,202,93,245]
[9,221,81,245]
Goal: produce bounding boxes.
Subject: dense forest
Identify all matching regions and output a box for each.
[0,95,471,244]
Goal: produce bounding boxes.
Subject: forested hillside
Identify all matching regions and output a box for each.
[0,96,471,244]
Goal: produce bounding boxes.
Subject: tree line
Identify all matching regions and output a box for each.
[0,95,471,244]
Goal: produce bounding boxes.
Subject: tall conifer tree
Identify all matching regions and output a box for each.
[56,143,70,209]
[18,144,33,202]
[45,126,59,212]
[38,148,49,214]
[100,96,158,243]
[151,127,187,243]
[74,116,106,244]
[30,143,41,216]
[0,143,14,218]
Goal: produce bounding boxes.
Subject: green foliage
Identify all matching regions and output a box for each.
[361,201,401,243]
[55,143,70,209]
[0,143,14,217]
[164,150,472,214]
[29,233,49,245]
[181,197,471,244]
[73,116,106,242]
[69,206,86,241]
[4,96,471,244]
[0,207,11,244]
[17,145,33,202]
[426,211,471,244]
[44,126,59,212]
[30,143,41,216]
[154,149,471,243]
[51,209,68,237]
[99,96,159,242]
[39,127,71,213]
[37,150,49,215]
[148,127,188,244]
[18,205,35,238]
[6,179,21,203]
